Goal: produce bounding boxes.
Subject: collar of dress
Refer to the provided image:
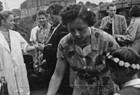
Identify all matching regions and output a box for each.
[123,78,140,88]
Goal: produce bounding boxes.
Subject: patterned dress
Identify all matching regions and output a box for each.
[36,25,51,45]
[33,25,51,71]
[57,27,119,95]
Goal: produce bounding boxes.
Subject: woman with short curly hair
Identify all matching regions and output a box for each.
[47,5,119,95]
[60,5,96,27]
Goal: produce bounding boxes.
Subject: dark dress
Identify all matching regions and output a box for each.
[43,24,73,95]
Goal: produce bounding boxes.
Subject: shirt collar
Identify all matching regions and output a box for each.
[123,78,140,88]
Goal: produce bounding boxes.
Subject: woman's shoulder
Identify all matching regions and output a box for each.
[10,30,23,38]
[117,87,140,95]
[10,30,20,35]
[91,27,114,40]
[59,33,73,47]
[9,30,19,35]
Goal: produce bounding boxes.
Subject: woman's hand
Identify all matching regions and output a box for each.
[34,43,45,51]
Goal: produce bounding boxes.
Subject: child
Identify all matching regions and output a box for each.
[106,47,140,95]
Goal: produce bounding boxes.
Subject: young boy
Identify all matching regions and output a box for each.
[106,47,140,95]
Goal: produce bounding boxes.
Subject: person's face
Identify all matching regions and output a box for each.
[107,6,116,17]
[51,15,61,27]
[2,14,15,29]
[67,18,90,42]
[37,14,47,26]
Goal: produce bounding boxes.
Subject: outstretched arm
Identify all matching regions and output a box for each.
[47,42,67,95]
[46,58,67,95]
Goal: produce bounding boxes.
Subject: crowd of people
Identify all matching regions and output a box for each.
[0,2,140,95]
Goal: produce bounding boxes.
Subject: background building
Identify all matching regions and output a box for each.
[12,9,21,17]
[20,0,76,18]
[0,1,3,11]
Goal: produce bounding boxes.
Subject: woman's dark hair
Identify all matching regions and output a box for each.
[37,10,49,18]
[59,5,96,27]
[129,5,140,17]
[0,11,13,26]
[106,47,140,77]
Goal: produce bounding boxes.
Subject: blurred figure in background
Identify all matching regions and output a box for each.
[46,3,64,28]
[114,5,140,54]
[30,10,51,45]
[29,10,51,74]
[114,6,140,78]
[100,3,127,37]
[43,3,72,95]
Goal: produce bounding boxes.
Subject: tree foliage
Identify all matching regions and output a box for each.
[0,1,3,12]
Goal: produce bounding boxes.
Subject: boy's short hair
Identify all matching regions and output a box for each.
[106,3,115,10]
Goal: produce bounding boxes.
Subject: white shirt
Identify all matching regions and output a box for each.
[30,26,39,43]
[30,23,51,44]
[123,78,140,88]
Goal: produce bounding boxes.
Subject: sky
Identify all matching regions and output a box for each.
[0,0,112,10]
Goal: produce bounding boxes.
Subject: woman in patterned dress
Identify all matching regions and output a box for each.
[46,5,119,95]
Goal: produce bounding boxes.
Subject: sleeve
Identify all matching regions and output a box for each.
[125,20,138,41]
[16,32,29,54]
[30,28,36,42]
[101,32,119,54]
[0,45,4,71]
[29,29,33,42]
[121,16,127,34]
[57,41,65,61]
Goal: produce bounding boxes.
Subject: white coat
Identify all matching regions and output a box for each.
[0,30,30,95]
